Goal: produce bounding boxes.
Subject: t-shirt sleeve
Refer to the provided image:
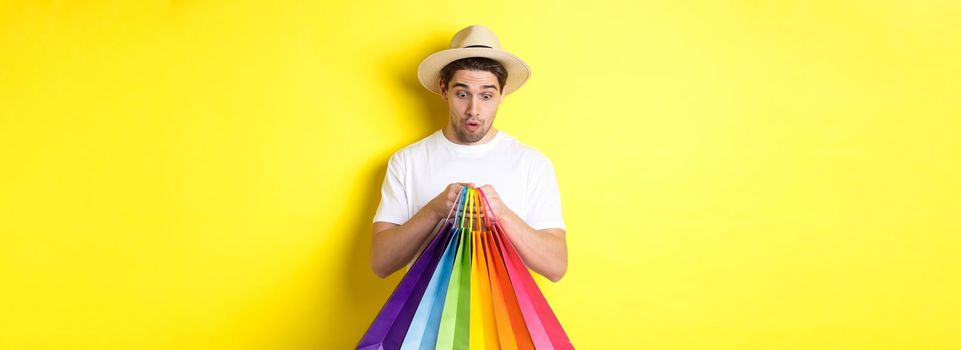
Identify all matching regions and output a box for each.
[525,157,566,231]
[372,153,410,225]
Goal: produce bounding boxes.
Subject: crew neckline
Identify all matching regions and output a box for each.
[434,129,507,155]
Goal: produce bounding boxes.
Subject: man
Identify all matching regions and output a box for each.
[371,25,568,282]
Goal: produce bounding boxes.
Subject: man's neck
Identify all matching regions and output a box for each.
[442,126,499,145]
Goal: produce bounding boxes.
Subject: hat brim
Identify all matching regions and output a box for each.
[417,47,531,96]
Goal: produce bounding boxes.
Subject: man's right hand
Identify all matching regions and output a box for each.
[426,182,474,220]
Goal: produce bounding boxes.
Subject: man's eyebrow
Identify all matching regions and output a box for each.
[452,83,498,91]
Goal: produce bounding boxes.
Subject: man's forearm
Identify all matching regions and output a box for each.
[496,209,568,282]
[371,208,441,278]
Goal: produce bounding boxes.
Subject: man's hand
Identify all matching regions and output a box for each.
[477,184,568,282]
[478,184,510,219]
[372,182,472,278]
[374,182,567,282]
[425,182,474,220]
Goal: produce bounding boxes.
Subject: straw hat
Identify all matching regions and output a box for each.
[417,25,531,95]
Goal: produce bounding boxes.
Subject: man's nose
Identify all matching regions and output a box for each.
[466,98,480,117]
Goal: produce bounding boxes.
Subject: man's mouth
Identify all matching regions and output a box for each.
[464,120,482,132]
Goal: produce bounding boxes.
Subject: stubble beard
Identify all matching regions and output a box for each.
[454,123,488,143]
[450,112,494,144]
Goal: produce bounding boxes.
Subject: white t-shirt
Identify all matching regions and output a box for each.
[372,129,565,231]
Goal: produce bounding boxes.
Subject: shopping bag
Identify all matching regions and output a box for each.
[358,187,574,349]
[356,189,467,350]
[481,192,574,350]
[400,224,461,349]
[435,189,476,349]
[469,227,500,349]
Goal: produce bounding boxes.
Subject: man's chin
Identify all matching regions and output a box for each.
[457,130,485,143]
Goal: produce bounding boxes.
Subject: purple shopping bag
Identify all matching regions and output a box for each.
[357,188,469,350]
[356,219,454,350]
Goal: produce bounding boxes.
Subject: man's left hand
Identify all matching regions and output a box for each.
[478,185,511,220]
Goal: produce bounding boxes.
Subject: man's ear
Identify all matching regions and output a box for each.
[438,80,447,101]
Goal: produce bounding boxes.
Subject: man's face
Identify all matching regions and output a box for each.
[440,69,503,143]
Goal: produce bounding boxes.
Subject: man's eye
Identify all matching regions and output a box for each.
[482,95,492,100]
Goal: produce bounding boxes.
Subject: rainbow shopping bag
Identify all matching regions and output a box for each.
[358,187,574,349]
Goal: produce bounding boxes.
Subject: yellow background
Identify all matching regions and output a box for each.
[2,0,959,349]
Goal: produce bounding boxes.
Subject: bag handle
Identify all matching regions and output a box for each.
[478,189,500,224]
[475,189,491,231]
[463,187,472,231]
[450,187,496,231]
[458,186,472,230]
[446,187,468,227]
[469,187,492,232]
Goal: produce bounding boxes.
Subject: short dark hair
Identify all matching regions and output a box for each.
[439,57,508,93]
